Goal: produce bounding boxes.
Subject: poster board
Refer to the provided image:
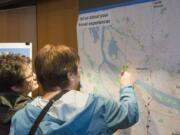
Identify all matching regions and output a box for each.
[77,0,180,135]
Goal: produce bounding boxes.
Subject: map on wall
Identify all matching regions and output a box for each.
[77,0,180,135]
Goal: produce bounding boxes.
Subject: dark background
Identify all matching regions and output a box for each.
[79,0,134,11]
[0,0,36,10]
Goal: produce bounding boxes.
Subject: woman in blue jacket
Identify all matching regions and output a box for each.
[10,44,139,135]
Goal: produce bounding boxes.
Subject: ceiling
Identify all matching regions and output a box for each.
[0,0,36,10]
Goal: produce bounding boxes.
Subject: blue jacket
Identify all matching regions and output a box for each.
[10,85,139,135]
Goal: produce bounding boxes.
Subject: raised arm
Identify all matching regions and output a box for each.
[104,72,139,133]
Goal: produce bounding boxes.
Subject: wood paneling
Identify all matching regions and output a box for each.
[0,6,37,60]
[37,0,79,50]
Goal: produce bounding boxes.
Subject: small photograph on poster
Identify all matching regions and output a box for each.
[0,43,32,59]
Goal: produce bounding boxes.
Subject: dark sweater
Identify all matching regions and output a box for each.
[0,93,31,135]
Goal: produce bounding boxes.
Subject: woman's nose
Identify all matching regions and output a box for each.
[33,73,37,80]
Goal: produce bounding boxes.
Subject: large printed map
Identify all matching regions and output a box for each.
[77,0,180,135]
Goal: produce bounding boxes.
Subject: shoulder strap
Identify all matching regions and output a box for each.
[28,90,68,135]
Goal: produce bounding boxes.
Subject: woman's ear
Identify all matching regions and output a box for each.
[67,72,74,81]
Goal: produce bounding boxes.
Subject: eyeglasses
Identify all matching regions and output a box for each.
[22,72,34,80]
